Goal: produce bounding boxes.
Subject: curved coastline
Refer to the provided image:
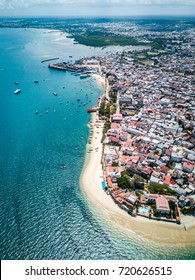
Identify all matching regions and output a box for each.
[80,74,195,245]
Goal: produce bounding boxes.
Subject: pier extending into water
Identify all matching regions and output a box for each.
[48,62,90,73]
[48,59,100,75]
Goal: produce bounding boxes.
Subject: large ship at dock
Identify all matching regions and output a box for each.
[48,60,97,74]
[48,63,67,71]
[49,62,82,72]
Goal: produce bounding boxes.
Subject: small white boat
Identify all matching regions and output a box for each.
[14,89,21,94]
[60,165,66,169]
[53,92,58,96]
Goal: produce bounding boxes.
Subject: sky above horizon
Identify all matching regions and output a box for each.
[0,0,195,17]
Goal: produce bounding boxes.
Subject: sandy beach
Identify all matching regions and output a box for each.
[91,73,110,99]
[80,74,195,244]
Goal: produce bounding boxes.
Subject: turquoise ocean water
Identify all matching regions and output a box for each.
[0,28,194,260]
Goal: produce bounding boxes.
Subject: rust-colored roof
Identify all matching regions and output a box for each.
[140,195,147,203]
[161,166,169,173]
[106,166,120,177]
[156,195,170,212]
[109,186,119,192]
[124,140,132,147]
[121,155,130,163]
[129,155,139,163]
[163,175,172,185]
[111,123,120,129]
[108,136,120,143]
[107,176,113,187]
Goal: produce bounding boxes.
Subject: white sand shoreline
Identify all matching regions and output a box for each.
[80,74,195,244]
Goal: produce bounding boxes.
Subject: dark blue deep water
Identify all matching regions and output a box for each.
[0,28,194,260]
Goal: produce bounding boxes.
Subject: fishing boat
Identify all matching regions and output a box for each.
[52,92,58,96]
[87,108,97,113]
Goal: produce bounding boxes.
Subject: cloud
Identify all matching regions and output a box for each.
[0,0,194,10]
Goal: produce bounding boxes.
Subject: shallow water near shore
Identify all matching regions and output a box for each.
[0,28,194,260]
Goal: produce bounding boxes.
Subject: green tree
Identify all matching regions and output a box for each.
[126,168,134,178]
[99,101,105,116]
[133,174,145,190]
[105,103,111,118]
[117,176,132,190]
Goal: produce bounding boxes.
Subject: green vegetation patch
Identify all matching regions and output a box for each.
[117,169,145,191]
[99,101,111,118]
[148,183,175,196]
[73,33,150,47]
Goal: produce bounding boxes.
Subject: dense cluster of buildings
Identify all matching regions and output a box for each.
[93,31,195,222]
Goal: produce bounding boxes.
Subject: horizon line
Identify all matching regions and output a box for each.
[0,14,195,19]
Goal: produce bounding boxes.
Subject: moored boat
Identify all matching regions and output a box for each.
[87,108,97,113]
[80,74,90,79]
